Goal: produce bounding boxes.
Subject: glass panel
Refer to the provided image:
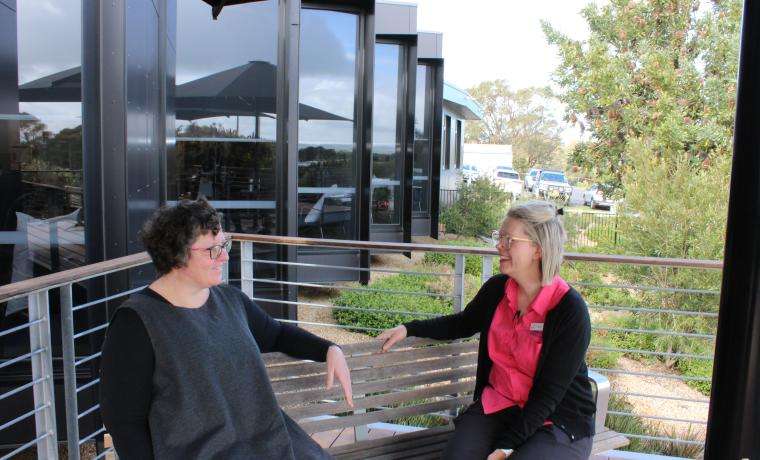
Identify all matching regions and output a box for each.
[173,0,278,236]
[413,64,431,213]
[298,9,358,239]
[444,115,452,170]
[1,0,83,288]
[371,43,403,226]
[455,119,462,168]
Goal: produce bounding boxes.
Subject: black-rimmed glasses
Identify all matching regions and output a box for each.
[190,238,232,260]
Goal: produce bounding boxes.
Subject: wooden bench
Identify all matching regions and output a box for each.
[264,337,629,459]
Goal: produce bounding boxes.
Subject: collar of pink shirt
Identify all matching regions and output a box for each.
[505,275,570,317]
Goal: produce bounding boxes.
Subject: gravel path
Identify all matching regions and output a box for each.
[612,357,709,440]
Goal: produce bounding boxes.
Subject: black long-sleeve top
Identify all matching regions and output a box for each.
[99,286,334,459]
[403,274,595,449]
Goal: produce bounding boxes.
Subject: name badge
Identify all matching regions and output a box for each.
[530,322,544,332]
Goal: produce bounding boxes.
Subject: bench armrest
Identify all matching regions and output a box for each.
[587,370,611,434]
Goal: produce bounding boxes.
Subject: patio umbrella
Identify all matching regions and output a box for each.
[19,62,350,122]
[18,67,81,102]
[175,60,350,122]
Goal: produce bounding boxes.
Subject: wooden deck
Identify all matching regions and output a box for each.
[310,425,407,449]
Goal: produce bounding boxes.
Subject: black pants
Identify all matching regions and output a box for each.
[442,402,592,460]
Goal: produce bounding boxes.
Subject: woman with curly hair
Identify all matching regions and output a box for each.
[100,198,352,459]
[378,200,595,459]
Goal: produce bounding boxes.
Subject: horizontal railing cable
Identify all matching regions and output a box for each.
[245,277,455,298]
[249,296,442,318]
[244,258,452,277]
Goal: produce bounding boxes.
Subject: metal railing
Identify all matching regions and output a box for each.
[0,234,722,458]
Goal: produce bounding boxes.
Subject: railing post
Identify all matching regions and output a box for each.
[242,241,254,298]
[453,254,465,313]
[481,255,493,284]
[222,247,229,284]
[28,290,59,459]
[60,284,81,460]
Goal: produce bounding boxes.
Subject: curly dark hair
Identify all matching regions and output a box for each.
[139,197,222,275]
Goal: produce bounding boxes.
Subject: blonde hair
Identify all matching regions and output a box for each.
[504,200,566,285]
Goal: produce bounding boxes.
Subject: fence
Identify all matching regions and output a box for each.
[564,210,620,248]
[439,189,459,208]
[0,235,721,459]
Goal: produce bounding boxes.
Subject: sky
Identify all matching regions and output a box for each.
[394,0,592,89]
[392,0,595,143]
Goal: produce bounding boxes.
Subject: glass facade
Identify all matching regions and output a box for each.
[413,64,432,214]
[371,43,404,226]
[298,8,359,240]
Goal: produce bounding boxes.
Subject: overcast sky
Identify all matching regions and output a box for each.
[393,0,595,143]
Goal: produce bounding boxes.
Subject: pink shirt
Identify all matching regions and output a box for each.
[481,276,570,414]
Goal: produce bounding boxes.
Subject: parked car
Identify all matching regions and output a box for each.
[582,184,615,210]
[524,168,541,192]
[493,167,522,200]
[461,164,481,184]
[535,170,572,203]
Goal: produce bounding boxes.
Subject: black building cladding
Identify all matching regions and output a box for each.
[0,0,444,448]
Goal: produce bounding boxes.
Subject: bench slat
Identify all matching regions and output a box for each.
[278,366,476,407]
[332,432,452,459]
[268,341,478,380]
[263,338,446,366]
[288,381,473,420]
[271,354,477,393]
[331,425,629,459]
[300,396,471,434]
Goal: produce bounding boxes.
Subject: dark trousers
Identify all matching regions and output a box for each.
[442,402,592,460]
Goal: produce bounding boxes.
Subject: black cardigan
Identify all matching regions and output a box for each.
[404,274,596,449]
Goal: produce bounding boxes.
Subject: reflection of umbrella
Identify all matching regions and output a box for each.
[201,0,258,20]
[19,67,81,102]
[19,62,349,122]
[176,61,349,121]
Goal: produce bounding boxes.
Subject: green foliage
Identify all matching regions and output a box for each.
[422,238,497,277]
[333,274,452,335]
[440,177,510,238]
[543,0,741,190]
[464,81,564,172]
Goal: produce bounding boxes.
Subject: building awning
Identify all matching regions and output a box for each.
[443,82,483,121]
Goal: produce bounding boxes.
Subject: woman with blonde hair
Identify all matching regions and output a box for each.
[378,200,595,459]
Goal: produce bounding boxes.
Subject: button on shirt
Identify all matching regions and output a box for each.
[481,276,571,414]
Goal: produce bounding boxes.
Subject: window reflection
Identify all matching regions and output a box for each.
[371,43,404,226]
[172,0,278,237]
[413,64,433,214]
[1,0,83,295]
[298,9,358,239]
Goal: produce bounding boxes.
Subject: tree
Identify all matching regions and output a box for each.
[543,0,741,190]
[464,81,563,173]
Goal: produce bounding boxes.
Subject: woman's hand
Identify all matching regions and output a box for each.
[377,325,407,352]
[326,345,354,408]
[487,449,512,460]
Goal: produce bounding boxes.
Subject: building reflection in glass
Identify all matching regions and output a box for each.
[413,64,433,214]
[298,8,358,239]
[371,43,404,226]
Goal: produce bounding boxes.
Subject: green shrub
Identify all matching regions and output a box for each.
[440,177,510,237]
[422,238,498,277]
[333,274,452,335]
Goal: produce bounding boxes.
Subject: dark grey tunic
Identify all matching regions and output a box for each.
[105,284,331,459]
